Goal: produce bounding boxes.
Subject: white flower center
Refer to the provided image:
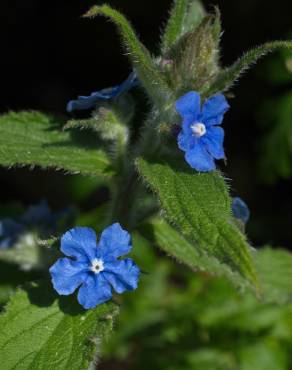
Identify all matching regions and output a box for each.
[190,122,206,138]
[90,258,104,274]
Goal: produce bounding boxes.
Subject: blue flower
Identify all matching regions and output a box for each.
[49,223,140,309]
[232,197,250,224]
[0,219,24,249]
[67,72,139,113]
[176,91,230,172]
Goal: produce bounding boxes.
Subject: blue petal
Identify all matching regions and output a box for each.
[117,71,139,94]
[98,223,131,259]
[103,258,140,294]
[177,117,194,151]
[202,126,225,159]
[185,143,216,172]
[66,72,139,113]
[175,91,201,120]
[232,197,250,224]
[61,227,98,262]
[77,274,112,309]
[201,94,229,126]
[50,258,88,295]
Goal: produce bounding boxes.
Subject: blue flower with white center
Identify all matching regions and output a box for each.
[49,223,140,309]
[176,91,230,172]
[232,197,250,224]
[67,72,139,113]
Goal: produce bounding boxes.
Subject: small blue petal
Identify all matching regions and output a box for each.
[232,197,250,224]
[98,223,131,259]
[61,227,98,262]
[202,126,225,160]
[50,258,88,295]
[67,72,139,113]
[103,258,140,294]
[185,142,216,172]
[175,91,201,120]
[77,274,112,309]
[177,117,195,151]
[201,94,230,126]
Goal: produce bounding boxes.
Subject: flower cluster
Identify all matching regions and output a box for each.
[176,91,229,172]
[50,223,140,309]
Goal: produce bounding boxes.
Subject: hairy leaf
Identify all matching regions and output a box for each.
[0,111,112,176]
[141,218,249,290]
[85,5,172,107]
[137,157,258,286]
[205,41,292,96]
[0,282,119,370]
[161,0,205,53]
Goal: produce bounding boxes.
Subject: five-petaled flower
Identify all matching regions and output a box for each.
[176,91,230,172]
[50,223,140,309]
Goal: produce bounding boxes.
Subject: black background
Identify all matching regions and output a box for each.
[1,0,292,247]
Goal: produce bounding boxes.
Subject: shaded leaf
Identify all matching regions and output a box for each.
[0,111,112,177]
[0,282,119,370]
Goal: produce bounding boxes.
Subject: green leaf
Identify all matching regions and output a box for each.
[256,247,292,304]
[0,111,112,177]
[0,282,119,370]
[85,5,173,107]
[239,339,288,370]
[137,157,258,286]
[161,0,205,53]
[205,41,292,96]
[141,218,249,290]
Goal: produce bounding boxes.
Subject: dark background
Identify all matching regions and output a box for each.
[1,0,292,247]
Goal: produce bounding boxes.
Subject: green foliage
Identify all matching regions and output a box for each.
[1,3,292,369]
[0,111,112,177]
[0,282,118,370]
[137,156,258,286]
[141,218,248,290]
[102,239,292,370]
[161,0,205,53]
[85,5,173,107]
[258,92,292,183]
[205,41,292,96]
[256,247,292,304]
[65,105,130,171]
